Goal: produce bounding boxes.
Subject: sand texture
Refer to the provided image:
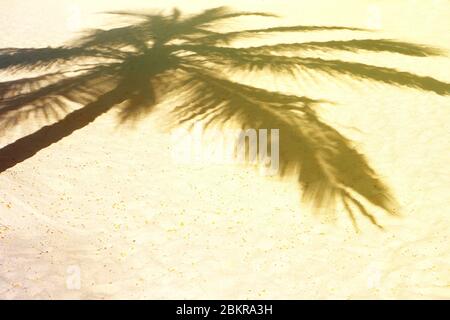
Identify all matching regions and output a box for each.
[0,0,449,299]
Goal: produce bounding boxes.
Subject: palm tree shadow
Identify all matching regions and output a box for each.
[0,7,449,228]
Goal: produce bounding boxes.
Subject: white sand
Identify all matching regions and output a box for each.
[0,0,449,299]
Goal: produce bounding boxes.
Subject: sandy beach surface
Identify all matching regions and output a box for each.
[0,0,449,299]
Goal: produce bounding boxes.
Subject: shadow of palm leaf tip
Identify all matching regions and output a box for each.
[0,6,448,227]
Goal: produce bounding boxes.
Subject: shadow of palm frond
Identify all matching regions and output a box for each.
[0,67,117,127]
[0,6,448,227]
[172,67,396,228]
[181,45,450,95]
[241,39,445,57]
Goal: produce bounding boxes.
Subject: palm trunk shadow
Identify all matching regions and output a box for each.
[0,87,128,173]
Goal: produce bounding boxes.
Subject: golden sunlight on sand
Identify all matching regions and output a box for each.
[0,0,449,299]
